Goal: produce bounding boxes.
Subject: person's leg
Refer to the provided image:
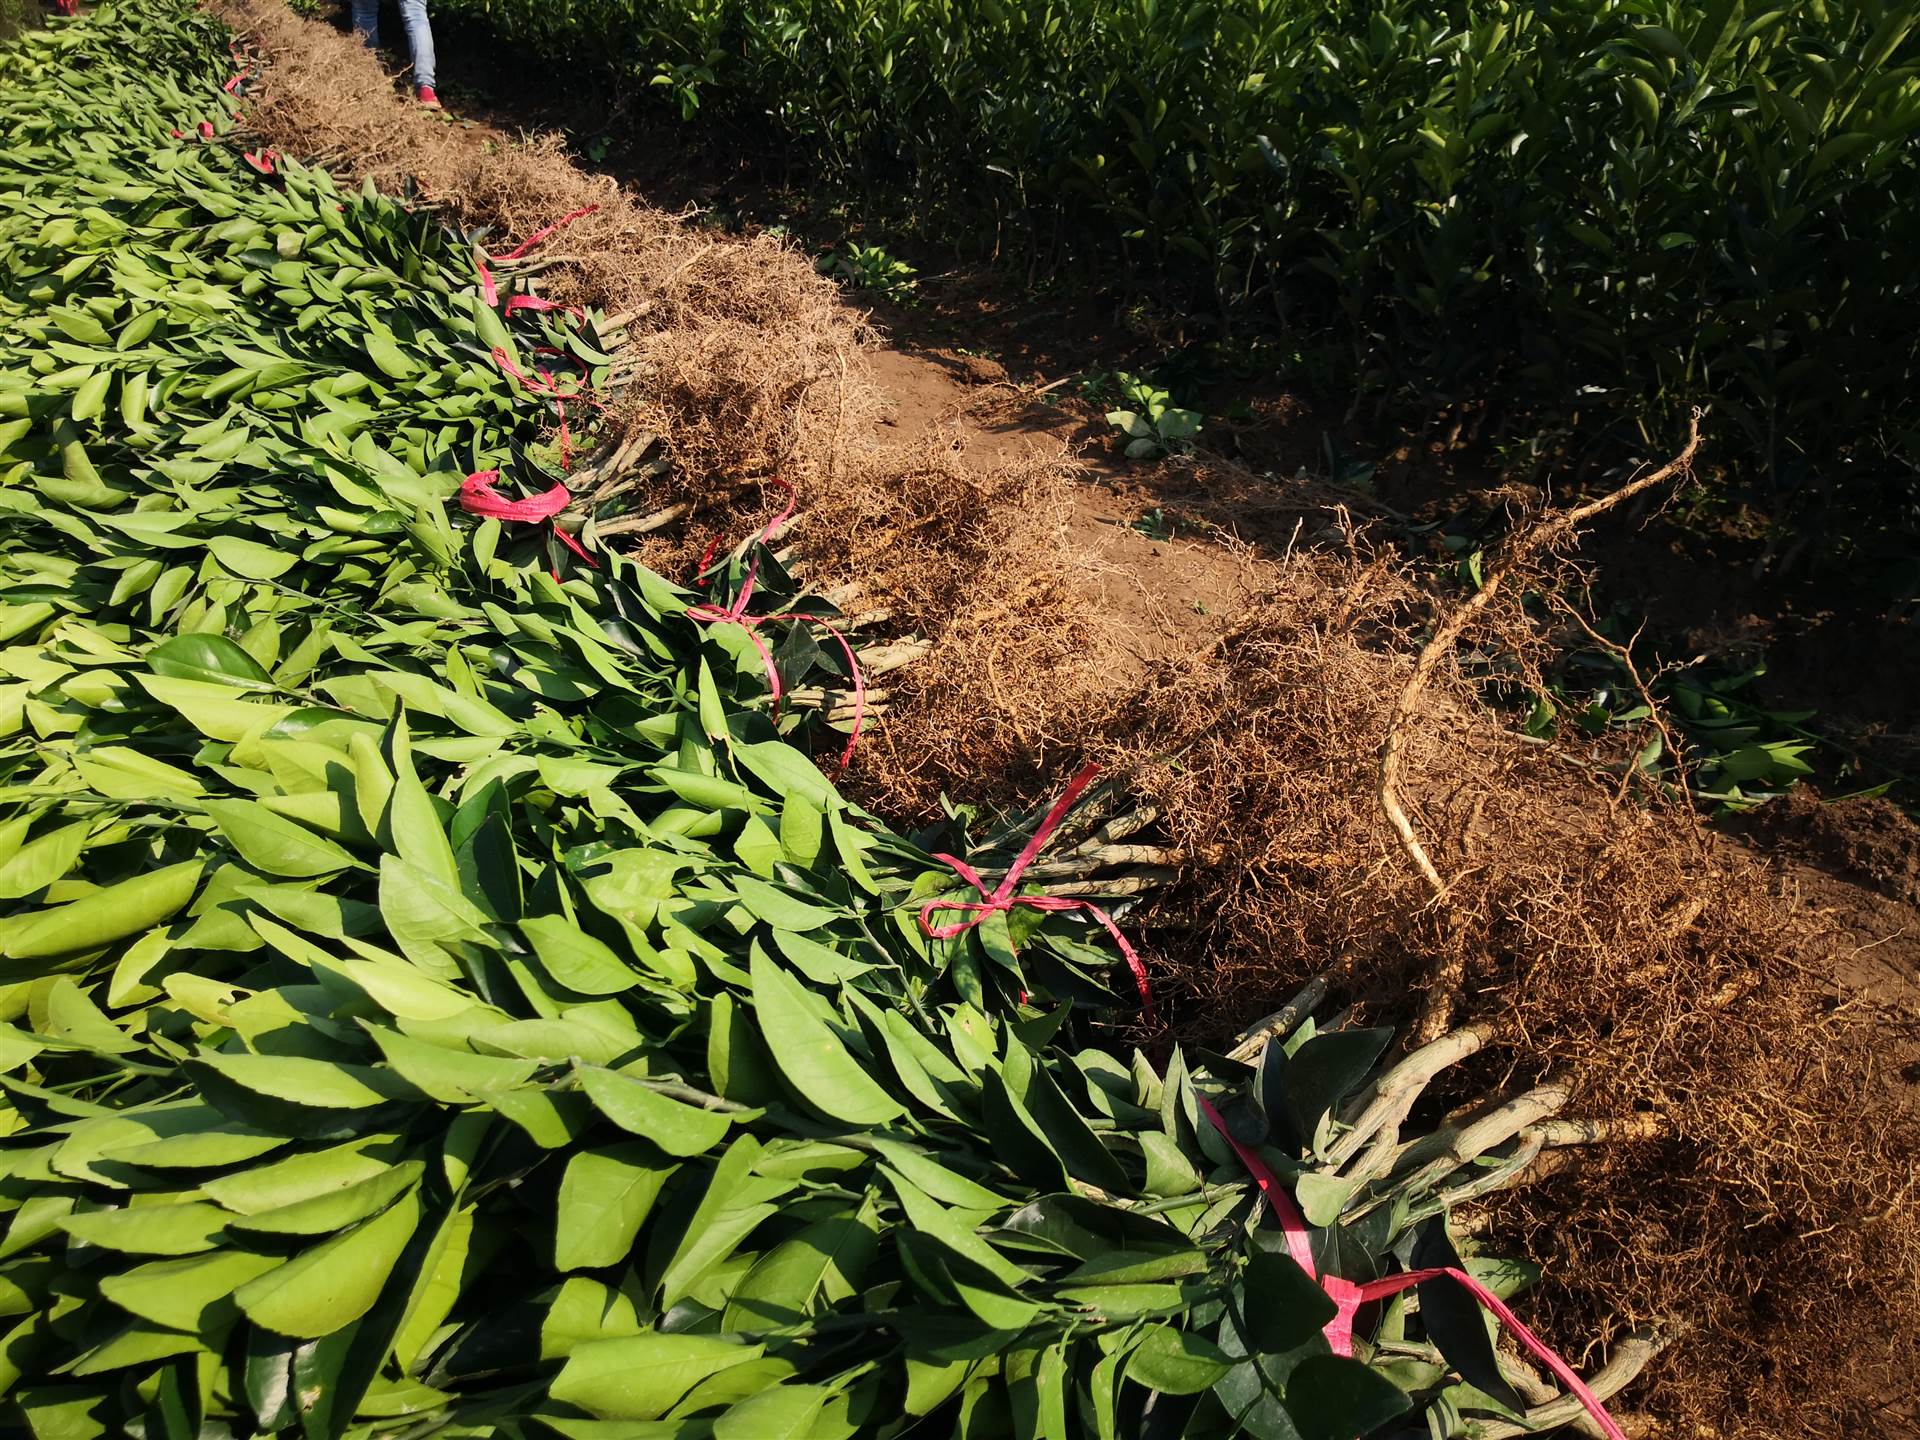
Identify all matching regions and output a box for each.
[349,0,380,49]
[396,0,437,91]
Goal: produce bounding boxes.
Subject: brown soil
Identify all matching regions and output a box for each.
[215,10,1920,1436]
[1736,789,1920,911]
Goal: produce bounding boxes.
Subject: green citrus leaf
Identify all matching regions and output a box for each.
[1283,1354,1413,1439]
[1125,1324,1233,1395]
[554,1144,674,1271]
[1,860,203,964]
[60,1201,232,1257]
[749,948,902,1126]
[195,1053,397,1110]
[234,1187,422,1338]
[552,1332,765,1421]
[576,1066,733,1157]
[147,633,274,687]
[202,799,360,878]
[521,915,639,996]
[98,1248,282,1331]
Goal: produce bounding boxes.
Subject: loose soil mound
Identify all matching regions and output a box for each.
[1739,787,1920,909]
[212,7,1920,1434]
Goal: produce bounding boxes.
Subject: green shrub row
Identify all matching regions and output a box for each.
[442,0,1920,516]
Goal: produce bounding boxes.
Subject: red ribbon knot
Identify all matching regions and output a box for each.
[917,763,1156,1025]
[1193,1092,1626,1440]
[458,470,595,576]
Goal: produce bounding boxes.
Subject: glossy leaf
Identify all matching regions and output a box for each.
[749,948,902,1125]
[554,1145,673,1270]
[577,1066,734,1156]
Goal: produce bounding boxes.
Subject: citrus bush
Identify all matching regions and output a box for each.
[442,0,1920,511]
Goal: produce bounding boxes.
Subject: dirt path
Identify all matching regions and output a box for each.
[858,347,1258,692]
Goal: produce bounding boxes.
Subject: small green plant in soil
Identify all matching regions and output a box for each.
[1132,507,1177,542]
[1320,432,1376,491]
[817,241,916,303]
[1106,371,1201,460]
[1529,648,1826,811]
[1076,369,1117,404]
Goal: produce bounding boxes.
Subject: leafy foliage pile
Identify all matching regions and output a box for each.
[438,0,1920,513]
[0,6,1622,1437]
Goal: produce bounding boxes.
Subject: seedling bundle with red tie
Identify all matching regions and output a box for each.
[0,5,1647,1437]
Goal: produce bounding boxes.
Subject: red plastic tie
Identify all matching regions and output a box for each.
[688,558,781,697]
[1194,1094,1318,1276]
[487,347,602,407]
[223,66,251,94]
[687,483,865,770]
[243,150,278,176]
[917,763,1156,1024]
[471,207,607,477]
[499,204,599,261]
[476,204,599,310]
[197,120,214,140]
[1324,1269,1627,1440]
[458,470,596,577]
[1194,1100,1626,1440]
[487,346,608,471]
[505,294,588,323]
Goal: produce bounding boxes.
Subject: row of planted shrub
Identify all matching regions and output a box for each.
[440,0,1920,521]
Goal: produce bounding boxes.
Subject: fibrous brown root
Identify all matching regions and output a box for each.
[797,439,1112,818]
[1377,411,1704,1043]
[1091,527,1918,1438]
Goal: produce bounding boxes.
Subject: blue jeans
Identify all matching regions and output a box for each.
[352,0,436,90]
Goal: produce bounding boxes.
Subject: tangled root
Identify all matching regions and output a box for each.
[1097,540,1920,1438]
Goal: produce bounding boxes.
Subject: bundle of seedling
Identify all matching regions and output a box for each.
[0,6,1644,1437]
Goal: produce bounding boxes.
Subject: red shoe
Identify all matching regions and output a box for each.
[416,85,442,109]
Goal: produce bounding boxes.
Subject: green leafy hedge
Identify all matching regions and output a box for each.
[440,0,1920,513]
[0,7,1607,1437]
